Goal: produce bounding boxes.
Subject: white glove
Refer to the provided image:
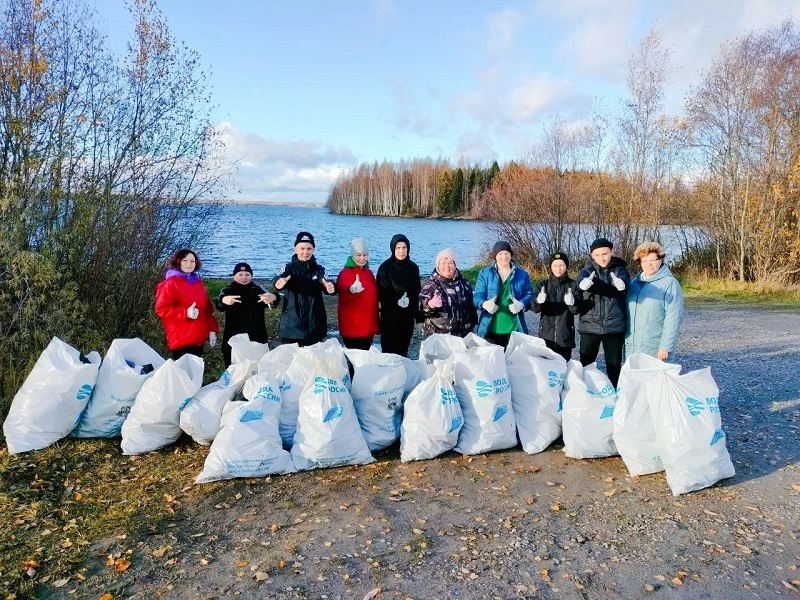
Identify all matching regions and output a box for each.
[397,292,409,308]
[349,274,364,294]
[610,271,626,291]
[482,297,498,314]
[578,272,595,291]
[536,289,547,304]
[509,298,524,314]
[209,332,217,347]
[186,302,199,319]
[564,287,575,306]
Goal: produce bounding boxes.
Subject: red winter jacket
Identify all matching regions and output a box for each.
[336,265,379,339]
[155,272,220,351]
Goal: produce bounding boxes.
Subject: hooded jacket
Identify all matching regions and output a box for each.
[473,262,533,337]
[336,258,379,339]
[274,255,334,341]
[625,263,685,359]
[155,270,220,351]
[576,256,630,335]
[532,274,580,348]
[376,234,421,323]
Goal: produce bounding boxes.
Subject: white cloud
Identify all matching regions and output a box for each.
[484,8,527,56]
[215,122,356,202]
[507,74,579,122]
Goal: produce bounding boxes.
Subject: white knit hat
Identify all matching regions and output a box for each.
[350,238,369,256]
[436,248,457,266]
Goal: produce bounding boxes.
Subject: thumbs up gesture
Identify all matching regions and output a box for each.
[321,277,335,294]
[428,293,443,309]
[349,273,364,294]
[536,288,547,304]
[564,287,575,306]
[186,302,199,319]
[610,271,626,291]
[578,271,596,291]
[397,292,409,308]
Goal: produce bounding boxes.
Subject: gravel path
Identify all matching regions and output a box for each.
[72,305,800,600]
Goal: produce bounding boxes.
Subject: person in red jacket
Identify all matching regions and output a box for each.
[336,238,379,350]
[155,248,220,359]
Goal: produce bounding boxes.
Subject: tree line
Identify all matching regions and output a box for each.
[0,0,226,407]
[328,22,800,285]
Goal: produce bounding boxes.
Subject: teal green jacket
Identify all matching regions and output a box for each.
[625,264,684,360]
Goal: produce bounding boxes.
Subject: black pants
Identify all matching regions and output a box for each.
[171,345,203,360]
[579,332,624,387]
[545,339,573,362]
[281,337,325,348]
[380,317,415,357]
[484,331,512,350]
[342,336,373,350]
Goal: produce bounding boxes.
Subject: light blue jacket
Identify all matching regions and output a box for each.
[473,262,533,337]
[625,264,684,360]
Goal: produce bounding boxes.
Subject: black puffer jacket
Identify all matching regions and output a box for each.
[531,274,579,348]
[576,256,629,335]
[216,281,279,345]
[274,256,334,341]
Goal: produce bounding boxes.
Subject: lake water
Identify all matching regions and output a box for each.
[201,204,493,279]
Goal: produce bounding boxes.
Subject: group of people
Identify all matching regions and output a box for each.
[154,232,684,386]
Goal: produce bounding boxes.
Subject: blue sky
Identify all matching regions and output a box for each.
[93,0,800,203]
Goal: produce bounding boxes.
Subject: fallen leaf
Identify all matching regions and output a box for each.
[105,555,115,567]
[792,485,800,493]
[412,528,423,535]
[152,545,172,558]
[100,594,113,600]
[363,587,381,600]
[526,497,535,505]
[74,493,83,501]
[270,523,279,533]
[672,577,683,586]
[604,489,616,497]
[238,560,248,568]
[61,539,73,549]
[115,559,131,573]
[551,504,560,511]
[254,571,268,582]
[53,578,69,588]
[539,569,551,582]
[278,559,285,568]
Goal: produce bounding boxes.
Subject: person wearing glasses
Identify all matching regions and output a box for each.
[625,241,685,362]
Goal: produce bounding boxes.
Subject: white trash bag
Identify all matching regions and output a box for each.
[452,345,517,455]
[180,361,257,445]
[419,333,467,363]
[120,354,204,455]
[4,337,101,454]
[463,332,492,348]
[290,356,374,470]
[228,333,270,364]
[561,361,618,459]
[344,348,406,452]
[195,375,296,483]
[613,353,681,476]
[505,333,566,454]
[72,338,164,438]
[399,356,428,399]
[645,367,735,495]
[400,361,464,462]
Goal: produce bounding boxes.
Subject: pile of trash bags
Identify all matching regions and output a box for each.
[2,332,735,495]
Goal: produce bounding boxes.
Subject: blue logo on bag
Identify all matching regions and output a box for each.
[710,428,725,445]
[343,373,351,387]
[598,384,615,398]
[476,381,493,398]
[178,397,192,411]
[557,397,563,412]
[686,397,705,416]
[599,405,614,419]
[240,409,264,423]
[220,370,231,386]
[255,385,280,403]
[279,380,291,393]
[493,405,508,422]
[313,376,327,394]
[76,384,93,402]
[448,414,464,433]
[323,405,343,423]
[440,388,459,405]
[548,371,565,388]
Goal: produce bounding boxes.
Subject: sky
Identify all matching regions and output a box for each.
[92,0,800,204]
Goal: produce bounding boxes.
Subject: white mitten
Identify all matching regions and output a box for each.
[397,292,409,308]
[350,274,364,294]
[536,289,547,304]
[187,302,199,319]
[564,287,575,306]
[509,298,524,314]
[610,272,626,291]
[209,332,217,347]
[482,297,498,314]
[578,272,596,291]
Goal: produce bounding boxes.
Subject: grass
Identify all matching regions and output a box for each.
[680,275,800,307]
